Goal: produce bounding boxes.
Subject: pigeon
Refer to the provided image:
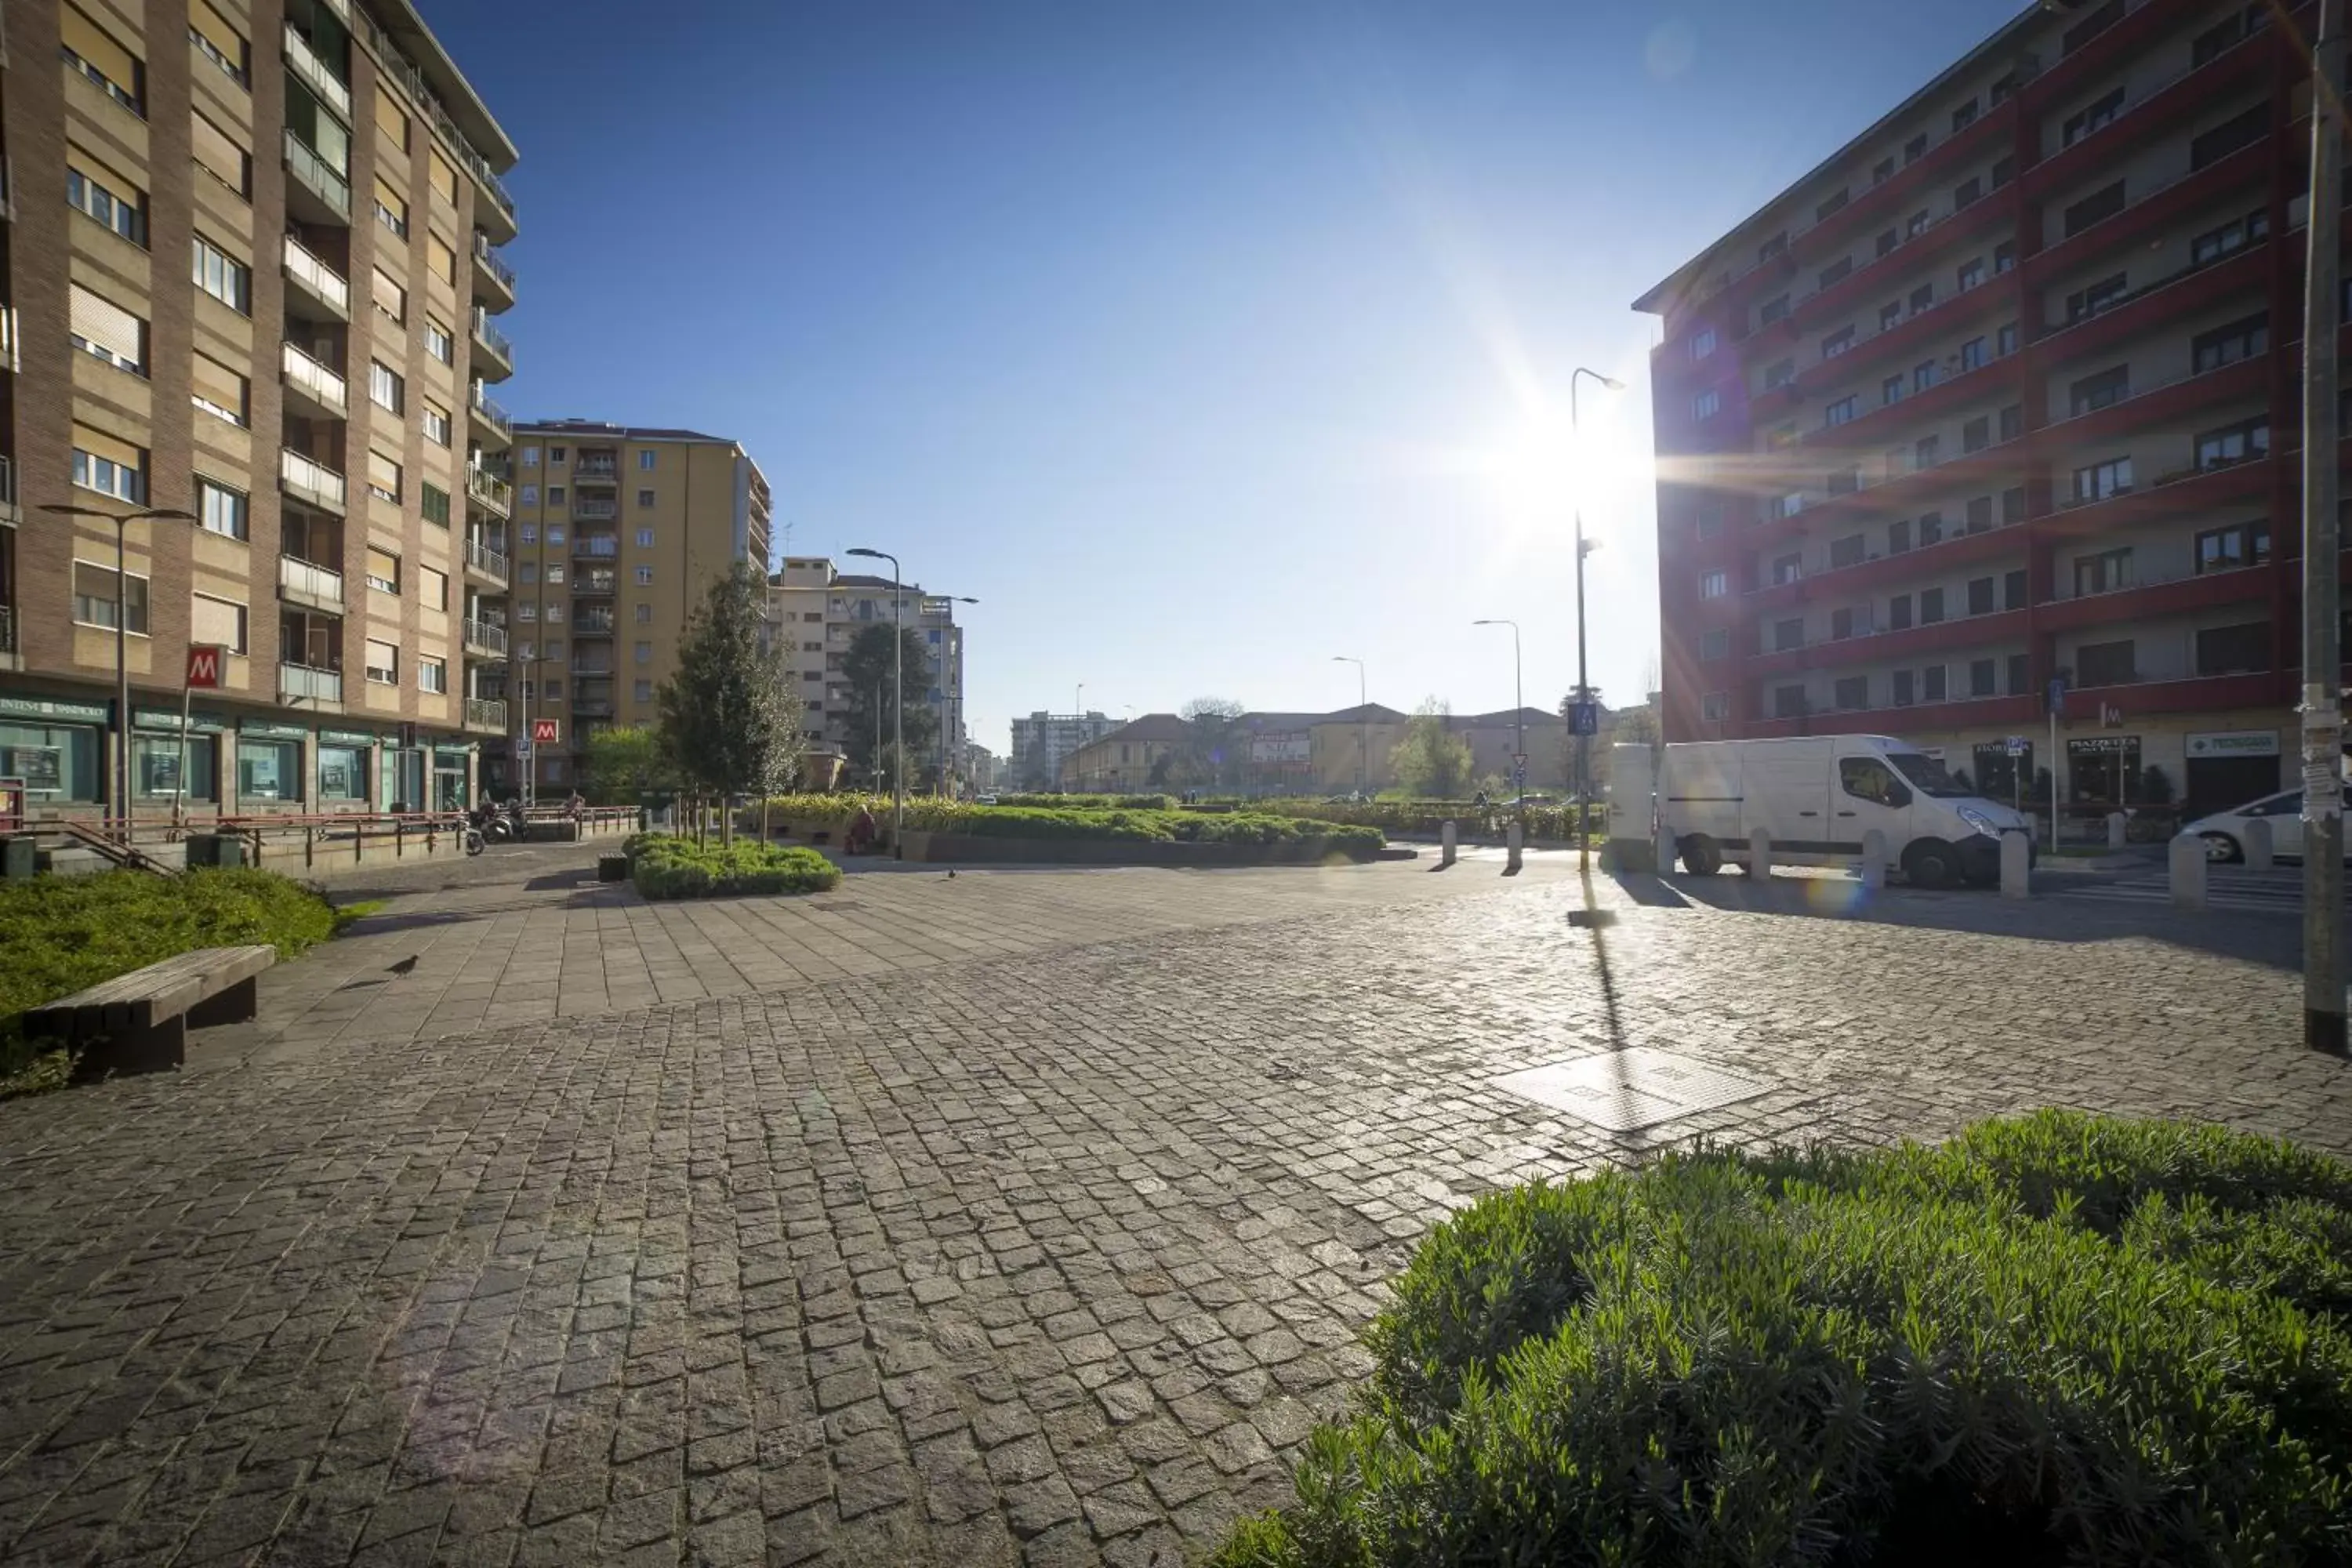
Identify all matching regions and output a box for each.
[387,955,419,977]
[946,870,957,879]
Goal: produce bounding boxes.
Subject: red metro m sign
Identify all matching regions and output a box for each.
[186,644,225,688]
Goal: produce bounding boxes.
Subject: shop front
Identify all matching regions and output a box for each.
[317,730,379,811]
[2067,734,2143,808]
[2183,729,2281,816]
[131,706,228,811]
[433,747,471,812]
[0,694,109,808]
[237,721,309,808]
[1967,738,2036,809]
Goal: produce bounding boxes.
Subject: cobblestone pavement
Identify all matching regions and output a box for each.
[1,862,2347,1566]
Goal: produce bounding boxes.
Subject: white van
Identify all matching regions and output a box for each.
[1661,735,2033,887]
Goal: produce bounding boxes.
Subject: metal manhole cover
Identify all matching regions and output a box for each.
[1493,1047,1769,1131]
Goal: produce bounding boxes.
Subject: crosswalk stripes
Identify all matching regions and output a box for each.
[2052,866,2339,915]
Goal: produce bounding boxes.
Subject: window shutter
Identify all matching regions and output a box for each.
[192,351,248,418]
[190,0,245,66]
[62,5,140,91]
[368,449,401,494]
[429,151,458,205]
[372,267,405,320]
[72,422,142,470]
[70,285,145,366]
[374,176,406,224]
[191,111,249,193]
[366,546,401,587]
[191,593,245,652]
[426,233,456,284]
[366,637,398,671]
[68,143,142,207]
[375,93,409,147]
[419,564,448,610]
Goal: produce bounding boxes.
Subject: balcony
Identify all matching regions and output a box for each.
[470,232,515,309]
[2038,449,2271,540]
[0,604,18,669]
[1748,607,2032,678]
[1746,521,2027,612]
[277,553,344,612]
[470,307,513,380]
[2027,354,2267,459]
[574,610,616,634]
[281,22,350,118]
[278,662,343,704]
[282,129,351,227]
[572,456,619,483]
[1802,348,2019,453]
[462,617,509,658]
[573,568,617,596]
[464,696,506,733]
[2020,20,2270,205]
[466,382,512,445]
[281,233,350,321]
[465,465,511,518]
[573,534,619,559]
[1743,691,2038,741]
[0,453,16,528]
[2024,137,2270,286]
[2065,670,2281,720]
[280,342,347,420]
[2037,558,2275,634]
[0,305,16,373]
[572,497,619,521]
[279,448,347,515]
[1797,275,2013,393]
[572,698,615,720]
[463,535,508,586]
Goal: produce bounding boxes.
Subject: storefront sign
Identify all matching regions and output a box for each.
[2186,730,2279,758]
[2067,735,2140,756]
[132,708,229,733]
[1250,732,1311,764]
[434,747,471,768]
[319,729,380,747]
[240,720,309,740]
[0,695,110,725]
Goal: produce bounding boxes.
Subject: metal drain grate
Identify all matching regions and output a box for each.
[1493,1047,1770,1131]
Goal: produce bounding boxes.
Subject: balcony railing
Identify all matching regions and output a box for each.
[466,466,512,517]
[281,341,348,416]
[0,305,17,373]
[278,554,345,608]
[282,22,351,118]
[464,696,506,731]
[282,129,351,221]
[0,606,16,655]
[574,570,617,594]
[341,0,515,227]
[281,233,350,317]
[572,499,618,521]
[572,457,619,481]
[278,661,343,703]
[574,612,615,634]
[280,448,347,514]
[470,306,513,365]
[467,383,512,439]
[464,536,509,583]
[574,535,619,557]
[571,663,615,678]
[462,617,509,657]
[471,232,514,292]
[0,454,15,524]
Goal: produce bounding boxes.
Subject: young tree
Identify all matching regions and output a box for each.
[840,623,939,782]
[1392,699,1477,799]
[655,563,798,844]
[578,724,677,806]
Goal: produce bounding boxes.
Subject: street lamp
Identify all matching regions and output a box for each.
[1473,619,1523,819]
[1331,655,1366,797]
[845,547,904,851]
[40,503,199,840]
[1570,367,1626,870]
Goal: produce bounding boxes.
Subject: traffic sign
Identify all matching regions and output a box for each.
[2004,735,2028,757]
[185,644,225,688]
[514,738,532,758]
[532,717,560,743]
[1568,702,1599,737]
[2046,677,2067,716]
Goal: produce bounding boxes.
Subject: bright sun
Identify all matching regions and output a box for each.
[1485,400,1650,532]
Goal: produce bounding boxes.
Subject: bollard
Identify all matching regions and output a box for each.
[1506,821,1523,873]
[2169,832,2207,912]
[1999,829,2030,900]
[2107,811,2127,850]
[1655,822,1677,877]
[1860,828,1886,891]
[2242,816,2273,871]
[1748,827,1773,881]
[1440,819,1457,867]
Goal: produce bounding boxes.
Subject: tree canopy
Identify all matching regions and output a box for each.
[840,622,940,788]
[655,563,801,836]
[1392,699,1477,799]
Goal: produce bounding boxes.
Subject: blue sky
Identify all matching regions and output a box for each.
[424,0,2021,755]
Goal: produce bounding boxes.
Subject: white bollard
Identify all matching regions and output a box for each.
[1860,829,1886,891]
[1748,827,1773,881]
[1506,820,1523,873]
[1440,819,1457,867]
[2000,829,2030,900]
[1655,822,1678,877]
[2242,816,2273,871]
[2107,811,2127,850]
[2169,832,2207,912]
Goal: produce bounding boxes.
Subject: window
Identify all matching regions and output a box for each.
[426,233,456,286]
[1952,97,1978,132]
[62,4,143,111]
[1877,230,1899,260]
[1997,322,2018,357]
[2007,654,2031,696]
[2002,486,2027,524]
[72,425,145,503]
[2074,547,2132,595]
[2069,365,2129,416]
[1914,361,1938,393]
[368,361,404,414]
[2195,6,2270,66]
[521,445,541,467]
[1872,156,1896,184]
[1772,551,1802,584]
[634,527,655,547]
[2063,0,2125,54]
[67,154,145,243]
[187,351,246,426]
[2063,182,2126,238]
[1959,336,1987,372]
[2065,274,2128,324]
[1767,425,1798,452]
[2005,569,2027,611]
[1819,257,1853,291]
[547,485,567,506]
[373,176,408,240]
[1773,617,1803,652]
[2196,520,2270,573]
[1994,241,2015,275]
[546,524,565,545]
[2063,87,2125,147]
[190,111,250,196]
[635,603,654,623]
[2192,209,2269,265]
[365,547,400,595]
[419,657,447,695]
[519,522,538,544]
[1967,577,1995,615]
[1759,295,1789,327]
[1763,358,1795,389]
[190,0,248,83]
[421,482,452,528]
[376,92,411,151]
[1690,327,1717,360]
[425,318,454,365]
[1824,395,1857,427]
[1821,327,1855,361]
[1918,510,1944,546]
[1904,132,1928,164]
[1893,669,1916,706]
[1914,434,1940,470]
[1828,465,1860,496]
[519,484,539,506]
[1921,586,1946,623]
[1969,659,1997,698]
[1907,209,1929,239]
[1697,691,1730,723]
[634,641,654,666]
[365,639,399,685]
[633,680,655,703]
[637,449,658,470]
[637,488,657,510]
[191,234,251,313]
[2190,106,2266,171]
[1700,628,1730,661]
[1963,416,1991,453]
[1773,685,1806,719]
[372,267,406,324]
[197,476,248,540]
[1953,176,1982,209]
[1957,259,1984,293]
[1699,570,1729,599]
[2071,456,2132,502]
[1692,390,1721,420]
[1831,676,1867,710]
[69,283,147,373]
[430,151,459,206]
[1965,494,1994,531]
[72,561,149,633]
[1999,404,2024,441]
[2193,312,2268,372]
[1888,520,1912,554]
[1922,665,1947,702]
[191,591,247,654]
[367,448,401,503]
[423,401,452,447]
[1889,593,1914,630]
[550,446,568,464]
[419,564,448,611]
[517,601,536,621]
[1830,607,1859,639]
[635,565,655,586]
[1882,375,1904,406]
[2078,639,2136,686]
[2196,419,2268,470]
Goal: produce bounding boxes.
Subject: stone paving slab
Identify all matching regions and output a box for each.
[0,862,2346,1565]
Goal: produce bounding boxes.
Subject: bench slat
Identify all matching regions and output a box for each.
[24,946,278,1040]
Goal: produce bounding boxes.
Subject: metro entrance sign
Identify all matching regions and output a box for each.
[532,717,559,743]
[185,644,224,688]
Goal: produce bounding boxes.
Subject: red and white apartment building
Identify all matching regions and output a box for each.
[1639,0,2339,816]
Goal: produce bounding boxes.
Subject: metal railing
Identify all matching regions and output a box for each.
[282,22,350,118]
[464,536,509,582]
[470,307,513,363]
[281,233,350,314]
[0,605,16,655]
[467,383,512,437]
[462,617,509,656]
[0,305,16,373]
[278,661,343,703]
[465,697,506,730]
[573,535,619,557]
[574,570,618,593]
[281,341,348,414]
[572,458,619,480]
[466,466,512,515]
[575,612,615,633]
[2042,555,2267,605]
[281,448,347,511]
[282,129,351,220]
[572,499,619,521]
[471,232,514,292]
[0,453,15,517]
[278,554,345,607]
[341,0,515,223]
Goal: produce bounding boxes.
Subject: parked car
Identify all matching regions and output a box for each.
[2183,789,2315,862]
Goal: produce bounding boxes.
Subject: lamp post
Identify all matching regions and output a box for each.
[1332,655,1366,797]
[1474,619,1522,818]
[40,503,199,840]
[845,547,904,850]
[1569,367,1626,871]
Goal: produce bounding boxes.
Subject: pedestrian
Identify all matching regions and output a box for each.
[848,804,878,855]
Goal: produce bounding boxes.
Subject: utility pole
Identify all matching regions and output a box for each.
[2302,0,2347,1054]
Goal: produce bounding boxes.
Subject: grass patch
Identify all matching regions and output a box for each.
[1213,1110,2352,1567]
[0,869,340,1096]
[626,837,843,900]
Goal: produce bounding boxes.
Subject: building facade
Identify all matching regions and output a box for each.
[497,421,770,794]
[1010,710,1114,789]
[1638,0,2323,817]
[0,0,518,818]
[769,555,971,786]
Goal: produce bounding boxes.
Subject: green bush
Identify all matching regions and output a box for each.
[0,869,341,1094]
[1214,1111,2352,1567]
[628,837,843,900]
[996,792,1174,811]
[743,796,1385,856]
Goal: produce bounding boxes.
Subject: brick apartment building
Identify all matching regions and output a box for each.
[1638,0,2334,817]
[0,0,517,818]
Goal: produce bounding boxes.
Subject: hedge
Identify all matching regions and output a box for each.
[1,869,341,1094]
[746,796,1385,855]
[1214,1110,2352,1567]
[626,837,842,900]
[995,792,1174,811]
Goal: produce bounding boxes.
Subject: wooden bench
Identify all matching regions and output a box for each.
[22,946,278,1079]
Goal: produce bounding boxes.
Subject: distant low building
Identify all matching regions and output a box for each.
[1011,711,1116,789]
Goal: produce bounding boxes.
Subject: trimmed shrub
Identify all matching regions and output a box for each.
[744,797,1385,856]
[1214,1110,2352,1567]
[996,792,1174,811]
[628,838,843,900]
[1,869,341,1094]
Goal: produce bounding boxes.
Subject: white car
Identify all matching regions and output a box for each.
[2184,789,2313,862]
